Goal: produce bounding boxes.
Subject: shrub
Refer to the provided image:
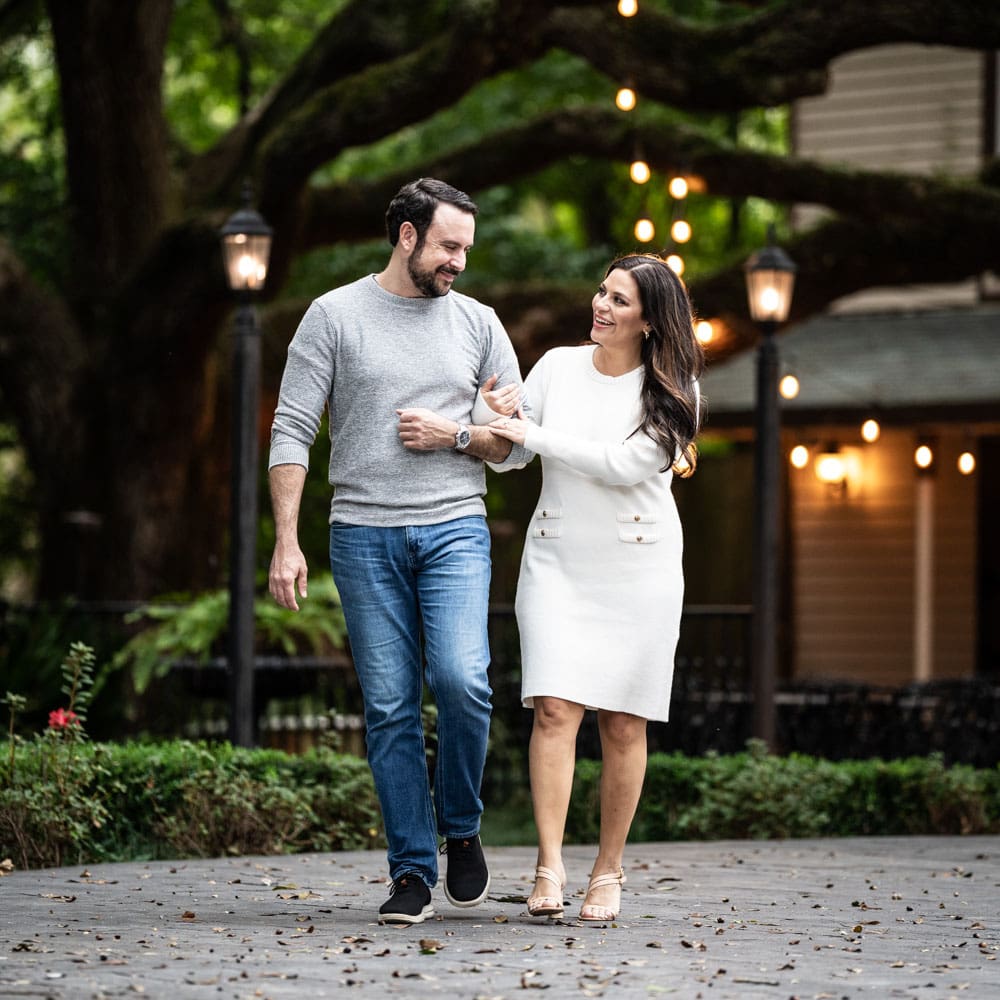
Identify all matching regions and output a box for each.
[1,643,382,869]
[567,741,1000,843]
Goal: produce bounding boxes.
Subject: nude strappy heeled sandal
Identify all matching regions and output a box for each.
[526,865,566,918]
[579,866,626,923]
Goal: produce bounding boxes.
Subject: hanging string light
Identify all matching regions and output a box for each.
[670,218,692,243]
[616,86,637,111]
[958,450,976,475]
[665,253,684,275]
[668,175,689,200]
[779,374,800,399]
[629,159,651,184]
[617,0,639,16]
[634,217,656,242]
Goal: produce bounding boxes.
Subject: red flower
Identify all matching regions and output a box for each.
[48,708,80,730]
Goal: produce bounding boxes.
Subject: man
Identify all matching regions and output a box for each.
[267,178,529,925]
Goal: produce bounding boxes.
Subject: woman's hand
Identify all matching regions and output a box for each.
[480,373,523,417]
[488,415,529,445]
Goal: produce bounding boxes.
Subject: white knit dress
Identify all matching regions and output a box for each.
[513,344,687,722]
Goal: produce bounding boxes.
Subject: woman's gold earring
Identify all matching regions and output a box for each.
[643,328,650,340]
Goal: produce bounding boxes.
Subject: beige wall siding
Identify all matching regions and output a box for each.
[789,427,976,685]
[793,45,984,177]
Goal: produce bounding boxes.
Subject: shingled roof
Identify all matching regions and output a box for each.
[700,306,1000,427]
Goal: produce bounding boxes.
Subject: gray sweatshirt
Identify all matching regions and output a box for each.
[269,274,530,526]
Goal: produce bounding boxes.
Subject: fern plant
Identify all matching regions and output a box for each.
[107,573,348,693]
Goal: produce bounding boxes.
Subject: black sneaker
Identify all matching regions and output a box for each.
[378,875,434,925]
[441,835,490,907]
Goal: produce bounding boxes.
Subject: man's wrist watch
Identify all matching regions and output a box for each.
[454,424,472,450]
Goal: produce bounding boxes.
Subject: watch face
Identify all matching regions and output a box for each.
[457,428,471,449]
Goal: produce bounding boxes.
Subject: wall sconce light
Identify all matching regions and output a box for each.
[914,442,934,472]
[789,444,810,469]
[815,446,847,486]
[861,418,881,443]
[957,450,976,475]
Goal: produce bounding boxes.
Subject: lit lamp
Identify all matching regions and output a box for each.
[779,373,800,399]
[219,187,272,748]
[861,418,881,443]
[815,446,847,489]
[634,217,655,242]
[744,230,796,751]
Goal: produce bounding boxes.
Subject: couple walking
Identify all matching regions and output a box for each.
[267,178,704,926]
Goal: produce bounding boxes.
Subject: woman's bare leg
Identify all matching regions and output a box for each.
[583,709,647,915]
[528,696,585,903]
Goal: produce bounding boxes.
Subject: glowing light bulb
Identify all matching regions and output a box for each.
[790,445,809,469]
[670,219,692,243]
[618,0,638,15]
[629,160,650,184]
[779,374,800,399]
[815,452,846,484]
[958,451,976,475]
[914,445,933,469]
[668,176,688,199]
[634,218,655,242]
[666,254,684,275]
[616,87,636,111]
[758,286,781,314]
[694,320,714,344]
[861,419,880,443]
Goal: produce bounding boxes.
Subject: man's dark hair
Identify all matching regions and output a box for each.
[385,178,478,247]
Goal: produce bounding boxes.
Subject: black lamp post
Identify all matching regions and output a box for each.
[219,191,272,747]
[744,233,796,750]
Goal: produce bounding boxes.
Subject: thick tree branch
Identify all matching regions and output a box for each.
[549,0,1000,111]
[186,0,442,202]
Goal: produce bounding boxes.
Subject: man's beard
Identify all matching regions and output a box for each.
[407,243,457,297]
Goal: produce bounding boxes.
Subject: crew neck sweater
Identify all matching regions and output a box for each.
[269,274,529,526]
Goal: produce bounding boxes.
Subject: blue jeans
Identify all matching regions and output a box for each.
[329,516,493,887]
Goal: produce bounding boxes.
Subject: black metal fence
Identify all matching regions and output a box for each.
[3,599,998,801]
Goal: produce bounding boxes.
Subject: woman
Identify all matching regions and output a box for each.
[486,253,704,923]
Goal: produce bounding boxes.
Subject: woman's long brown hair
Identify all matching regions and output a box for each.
[605,254,705,475]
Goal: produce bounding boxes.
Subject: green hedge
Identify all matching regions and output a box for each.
[568,743,1000,843]
[1,739,382,870]
[5,738,1000,871]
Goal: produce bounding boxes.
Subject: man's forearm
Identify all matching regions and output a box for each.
[462,424,513,463]
[269,463,307,542]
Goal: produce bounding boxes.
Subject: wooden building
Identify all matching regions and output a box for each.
[691,45,1000,686]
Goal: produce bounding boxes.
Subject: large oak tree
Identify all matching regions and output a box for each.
[2,0,999,600]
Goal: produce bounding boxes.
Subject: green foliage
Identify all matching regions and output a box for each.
[567,742,1000,843]
[108,573,348,693]
[1,737,382,869]
[2,651,382,870]
[0,644,119,869]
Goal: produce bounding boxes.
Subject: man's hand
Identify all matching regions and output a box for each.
[396,408,457,450]
[269,540,309,611]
